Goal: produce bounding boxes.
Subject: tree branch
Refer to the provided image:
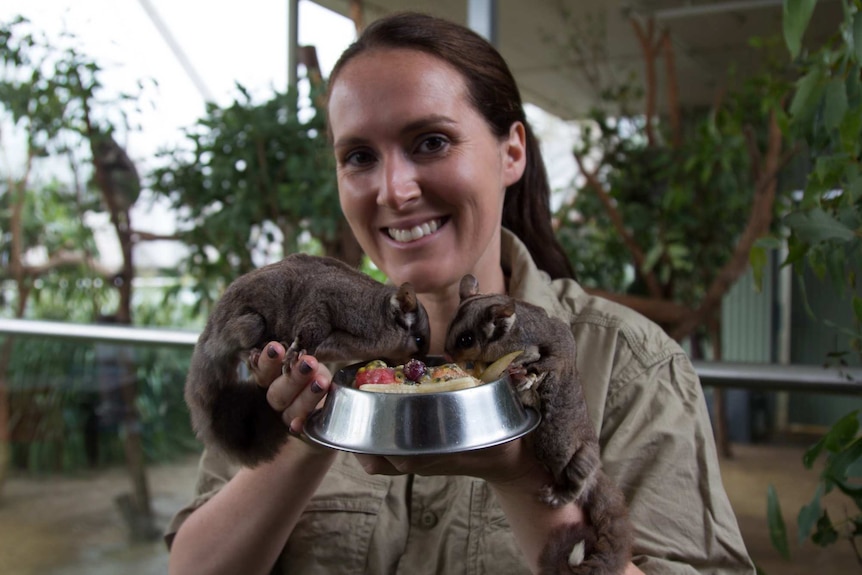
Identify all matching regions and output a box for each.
[584,288,691,325]
[661,31,682,148]
[131,230,181,242]
[669,110,783,341]
[631,18,659,147]
[22,249,116,278]
[573,152,664,298]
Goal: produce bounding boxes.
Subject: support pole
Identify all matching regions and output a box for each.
[287,0,299,88]
[467,0,498,46]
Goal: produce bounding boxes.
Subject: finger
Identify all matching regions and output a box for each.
[281,372,330,427]
[252,341,286,388]
[353,453,403,476]
[266,353,330,412]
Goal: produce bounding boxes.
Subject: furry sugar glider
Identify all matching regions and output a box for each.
[185,253,430,467]
[444,275,631,575]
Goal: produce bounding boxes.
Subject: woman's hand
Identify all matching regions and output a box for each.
[250,341,332,435]
[354,432,550,491]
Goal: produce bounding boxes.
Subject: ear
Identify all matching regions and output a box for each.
[502,121,527,188]
[393,282,419,315]
[483,302,516,340]
[459,275,479,301]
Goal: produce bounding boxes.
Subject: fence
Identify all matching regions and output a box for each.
[1,317,860,394]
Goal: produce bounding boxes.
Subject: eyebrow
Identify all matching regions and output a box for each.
[333,114,458,150]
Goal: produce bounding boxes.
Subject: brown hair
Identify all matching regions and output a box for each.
[326,11,575,280]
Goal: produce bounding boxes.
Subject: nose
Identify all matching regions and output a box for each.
[377,153,420,209]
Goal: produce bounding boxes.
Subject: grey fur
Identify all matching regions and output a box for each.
[185,254,430,466]
[444,274,631,574]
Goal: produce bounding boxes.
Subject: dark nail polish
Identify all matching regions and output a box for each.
[267,345,278,359]
[299,360,312,375]
[311,381,323,394]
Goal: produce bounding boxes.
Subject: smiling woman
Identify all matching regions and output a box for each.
[165,11,755,575]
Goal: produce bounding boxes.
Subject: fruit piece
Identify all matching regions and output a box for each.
[359,376,481,393]
[403,358,427,382]
[478,350,524,383]
[355,367,397,386]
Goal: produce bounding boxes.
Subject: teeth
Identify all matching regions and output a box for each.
[388,219,440,243]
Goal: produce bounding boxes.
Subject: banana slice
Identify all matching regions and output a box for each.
[478,350,524,383]
[360,376,482,394]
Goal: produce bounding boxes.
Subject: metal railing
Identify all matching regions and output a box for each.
[2,317,861,395]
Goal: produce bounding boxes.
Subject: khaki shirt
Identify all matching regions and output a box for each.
[167,230,755,574]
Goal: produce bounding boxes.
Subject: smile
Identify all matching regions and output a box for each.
[387,219,443,243]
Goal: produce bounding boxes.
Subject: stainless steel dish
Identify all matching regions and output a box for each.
[303,359,540,455]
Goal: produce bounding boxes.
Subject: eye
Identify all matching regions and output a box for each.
[342,148,376,168]
[456,332,474,350]
[416,135,448,155]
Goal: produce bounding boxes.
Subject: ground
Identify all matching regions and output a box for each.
[0,442,859,574]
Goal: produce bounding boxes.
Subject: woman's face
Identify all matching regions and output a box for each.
[328,48,525,295]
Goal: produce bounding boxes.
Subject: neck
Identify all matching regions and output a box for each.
[420,266,507,356]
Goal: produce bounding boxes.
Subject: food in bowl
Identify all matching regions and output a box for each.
[355,358,484,393]
[354,351,525,394]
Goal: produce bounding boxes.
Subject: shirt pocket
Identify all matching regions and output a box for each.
[277,455,390,574]
[467,481,532,575]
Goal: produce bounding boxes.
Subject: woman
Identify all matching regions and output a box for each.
[167,12,754,575]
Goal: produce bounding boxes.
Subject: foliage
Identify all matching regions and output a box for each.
[4,334,196,473]
[765,0,862,567]
[563,75,787,303]
[768,0,862,357]
[551,4,793,345]
[148,85,340,313]
[767,410,862,564]
[0,16,115,320]
[1,16,200,481]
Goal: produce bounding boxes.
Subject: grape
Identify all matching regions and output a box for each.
[403,358,427,382]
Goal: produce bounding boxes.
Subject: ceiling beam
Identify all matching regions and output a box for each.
[652,0,783,21]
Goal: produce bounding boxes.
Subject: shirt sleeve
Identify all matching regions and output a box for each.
[599,352,756,574]
[163,448,239,549]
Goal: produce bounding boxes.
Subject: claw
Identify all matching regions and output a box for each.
[248,348,262,370]
[282,338,305,375]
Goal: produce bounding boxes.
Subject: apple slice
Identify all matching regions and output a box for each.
[478,350,524,383]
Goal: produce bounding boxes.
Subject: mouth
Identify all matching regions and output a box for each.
[386,218,445,244]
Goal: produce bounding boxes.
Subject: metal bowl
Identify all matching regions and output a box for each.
[303,358,540,455]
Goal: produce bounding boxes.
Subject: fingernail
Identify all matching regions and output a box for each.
[267,345,278,359]
[311,381,323,394]
[299,360,312,375]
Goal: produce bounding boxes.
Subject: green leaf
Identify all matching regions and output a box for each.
[642,243,663,273]
[767,485,791,559]
[755,236,784,250]
[785,208,857,243]
[823,78,848,131]
[822,410,861,453]
[783,0,818,58]
[854,11,862,63]
[811,511,839,546]
[825,474,862,509]
[797,483,823,542]
[750,245,768,292]
[789,67,827,123]
[854,296,862,324]
[804,436,828,469]
[825,437,862,480]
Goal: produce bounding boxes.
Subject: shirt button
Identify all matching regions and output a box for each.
[420,511,438,528]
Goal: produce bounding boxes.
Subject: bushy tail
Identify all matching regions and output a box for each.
[538,472,632,574]
[186,351,290,467]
